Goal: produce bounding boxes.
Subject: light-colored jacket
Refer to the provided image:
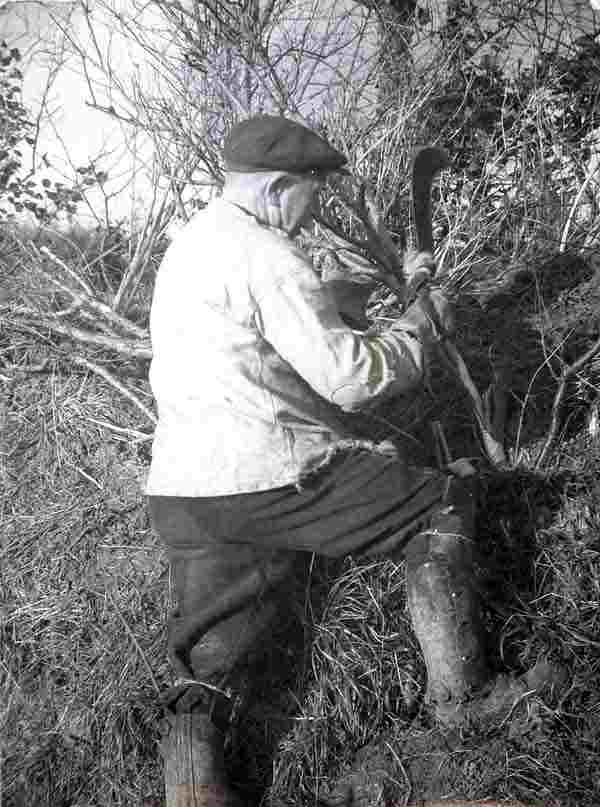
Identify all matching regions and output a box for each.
[145,197,425,496]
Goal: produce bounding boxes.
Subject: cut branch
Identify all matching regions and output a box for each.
[39,246,94,296]
[113,195,172,314]
[319,165,507,467]
[69,356,157,425]
[439,341,506,466]
[33,258,148,340]
[315,177,407,297]
[8,316,152,360]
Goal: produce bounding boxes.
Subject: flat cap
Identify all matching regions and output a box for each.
[223,115,347,174]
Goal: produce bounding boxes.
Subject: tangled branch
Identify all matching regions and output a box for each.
[535,334,600,469]
[315,173,508,467]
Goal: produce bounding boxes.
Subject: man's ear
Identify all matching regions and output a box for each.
[267,174,296,205]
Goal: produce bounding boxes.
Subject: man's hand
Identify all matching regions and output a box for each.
[403,248,436,289]
[317,247,437,297]
[336,247,437,294]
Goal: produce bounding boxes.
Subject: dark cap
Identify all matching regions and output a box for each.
[223,115,347,174]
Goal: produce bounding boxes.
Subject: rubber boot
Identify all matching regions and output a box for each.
[162,685,244,807]
[404,475,491,723]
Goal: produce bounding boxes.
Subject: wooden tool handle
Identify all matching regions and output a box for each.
[412,146,449,256]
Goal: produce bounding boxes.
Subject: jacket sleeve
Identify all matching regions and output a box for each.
[253,244,425,412]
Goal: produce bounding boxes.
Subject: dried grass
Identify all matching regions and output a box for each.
[3,27,600,804]
[268,557,421,807]
[266,462,600,807]
[4,223,600,807]
[1,355,170,806]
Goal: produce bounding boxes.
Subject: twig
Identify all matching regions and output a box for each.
[410,148,506,466]
[366,412,424,447]
[313,210,378,264]
[106,590,161,696]
[314,173,408,297]
[513,332,569,462]
[431,419,451,467]
[321,169,506,466]
[32,260,148,340]
[85,416,153,441]
[333,180,406,295]
[483,368,509,445]
[559,163,600,254]
[112,209,155,313]
[439,340,506,466]
[384,740,412,807]
[361,183,404,274]
[534,333,600,469]
[113,195,172,314]
[69,355,157,425]
[38,245,94,296]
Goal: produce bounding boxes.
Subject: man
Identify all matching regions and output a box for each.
[146,115,492,803]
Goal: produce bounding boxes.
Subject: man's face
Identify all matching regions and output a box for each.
[277,173,325,236]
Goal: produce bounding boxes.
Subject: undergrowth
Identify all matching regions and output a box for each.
[2,6,600,807]
[4,239,600,807]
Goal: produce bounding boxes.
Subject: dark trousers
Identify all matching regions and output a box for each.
[148,448,453,711]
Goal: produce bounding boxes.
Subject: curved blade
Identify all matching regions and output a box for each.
[412,146,449,257]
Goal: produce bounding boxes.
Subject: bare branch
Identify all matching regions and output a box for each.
[69,355,157,425]
[559,161,600,254]
[314,176,407,297]
[316,165,507,467]
[8,316,152,360]
[535,334,600,469]
[33,249,148,339]
[439,341,507,467]
[113,195,173,314]
[38,246,94,296]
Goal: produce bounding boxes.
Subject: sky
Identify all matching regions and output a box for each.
[1,0,598,228]
[0,0,383,226]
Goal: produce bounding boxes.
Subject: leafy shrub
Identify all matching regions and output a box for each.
[0,41,83,222]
